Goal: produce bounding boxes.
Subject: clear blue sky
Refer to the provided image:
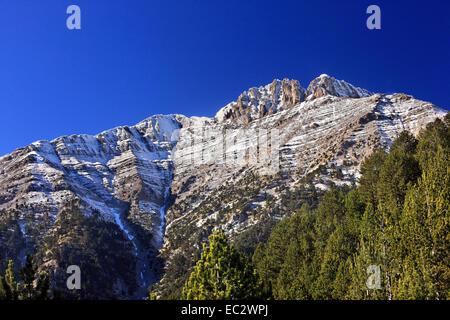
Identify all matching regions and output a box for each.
[0,0,449,155]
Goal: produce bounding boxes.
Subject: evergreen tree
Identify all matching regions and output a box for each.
[2,260,19,300]
[0,255,51,300]
[249,121,448,300]
[35,271,50,300]
[253,213,305,294]
[375,131,420,299]
[358,149,387,209]
[347,203,386,300]
[19,254,37,300]
[18,254,50,300]
[415,116,449,170]
[274,211,316,299]
[398,145,449,299]
[313,223,357,299]
[0,276,10,300]
[183,230,263,300]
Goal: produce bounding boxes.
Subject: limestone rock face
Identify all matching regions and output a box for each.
[305,74,373,100]
[214,79,306,123]
[0,74,447,298]
[166,90,446,242]
[0,114,184,297]
[214,75,374,124]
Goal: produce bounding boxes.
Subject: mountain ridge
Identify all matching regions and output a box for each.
[0,74,447,298]
[214,74,374,124]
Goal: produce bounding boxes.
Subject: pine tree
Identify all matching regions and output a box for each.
[415,117,449,170]
[252,214,302,294]
[3,260,19,300]
[35,271,50,300]
[375,131,420,299]
[332,257,352,299]
[19,254,37,300]
[183,230,263,300]
[275,212,316,299]
[0,276,9,300]
[314,222,358,299]
[358,149,387,209]
[347,202,387,300]
[398,145,449,299]
[276,239,312,299]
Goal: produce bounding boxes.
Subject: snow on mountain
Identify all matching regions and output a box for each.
[214,75,373,123]
[167,90,446,241]
[215,79,305,123]
[0,114,184,293]
[0,74,447,298]
[305,74,373,100]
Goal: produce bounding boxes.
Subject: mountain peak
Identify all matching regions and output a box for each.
[215,75,373,123]
[0,71,446,299]
[214,78,305,123]
[305,74,372,101]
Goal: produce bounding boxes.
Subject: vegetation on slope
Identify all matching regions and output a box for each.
[176,116,449,300]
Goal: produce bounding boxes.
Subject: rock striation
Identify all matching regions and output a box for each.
[0,75,446,298]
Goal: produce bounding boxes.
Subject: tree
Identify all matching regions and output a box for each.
[347,203,387,300]
[182,230,263,300]
[313,223,357,299]
[0,260,20,300]
[358,149,387,209]
[248,121,448,300]
[398,145,449,299]
[20,254,37,300]
[19,254,50,300]
[374,131,420,299]
[34,270,50,300]
[0,255,51,301]
[274,212,316,299]
[415,117,449,170]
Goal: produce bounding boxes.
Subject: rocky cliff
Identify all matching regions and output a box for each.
[0,75,446,298]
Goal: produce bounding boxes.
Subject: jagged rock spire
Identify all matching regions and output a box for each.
[215,75,373,123]
[305,74,372,100]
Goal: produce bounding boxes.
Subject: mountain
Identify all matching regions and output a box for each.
[214,74,372,124]
[0,75,446,298]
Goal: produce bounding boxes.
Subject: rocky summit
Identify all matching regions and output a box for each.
[0,75,446,299]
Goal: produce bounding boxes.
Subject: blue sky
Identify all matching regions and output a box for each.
[0,0,449,155]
